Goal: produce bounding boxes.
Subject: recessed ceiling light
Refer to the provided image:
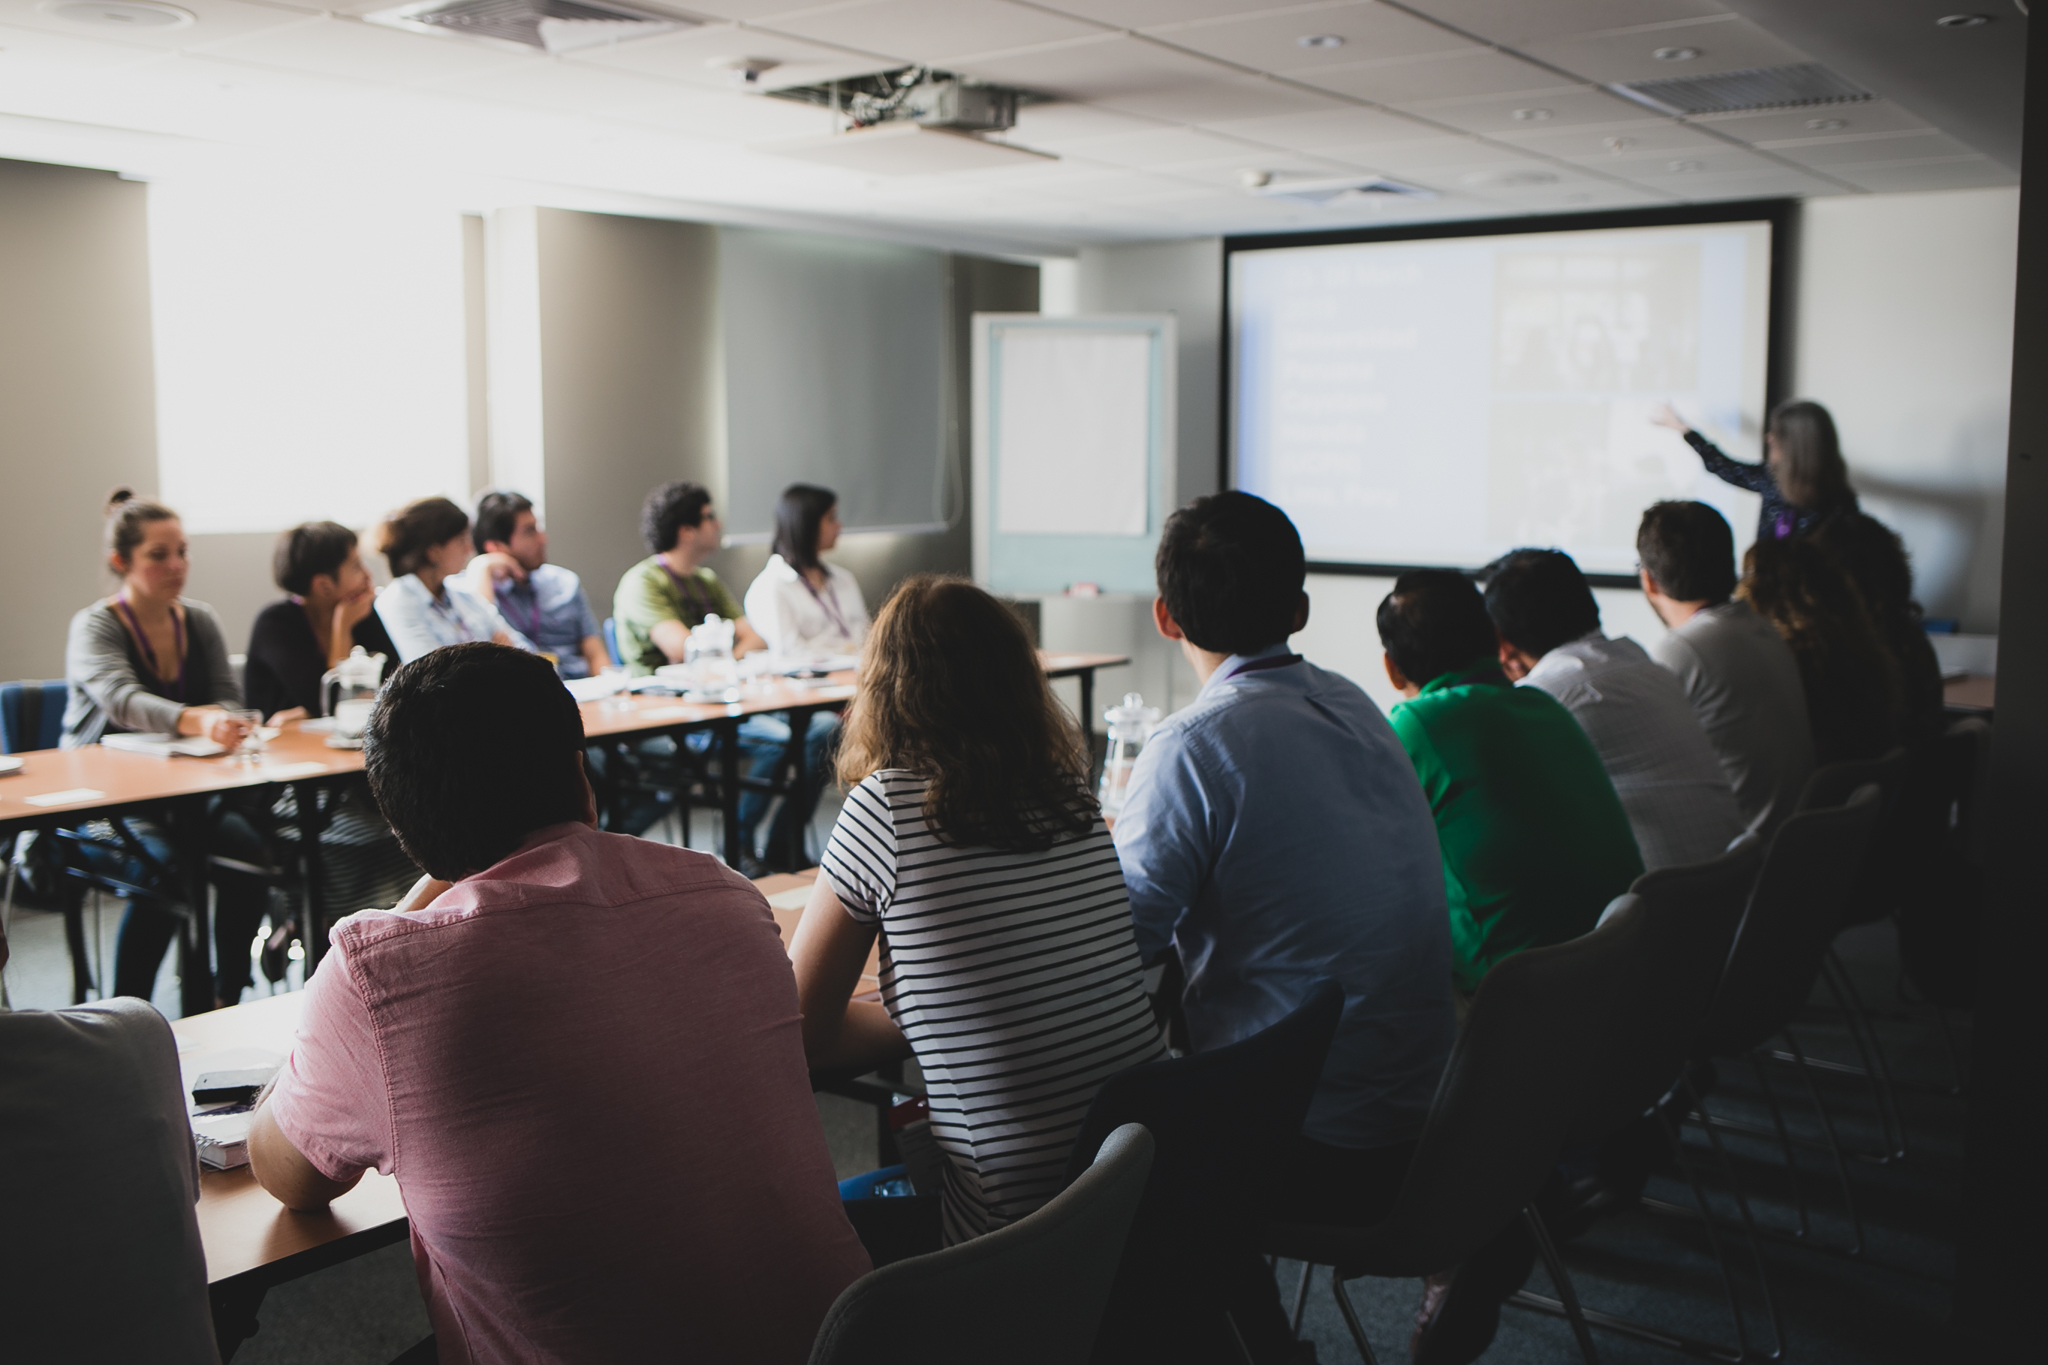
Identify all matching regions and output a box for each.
[1511,107,1553,122]
[1806,117,1848,131]
[1936,13,1991,25]
[39,0,193,28]
[1298,34,1344,49]
[1653,46,1700,61]
[1604,136,1635,153]
[1668,158,1706,173]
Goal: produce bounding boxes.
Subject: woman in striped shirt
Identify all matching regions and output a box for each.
[791,575,1167,1247]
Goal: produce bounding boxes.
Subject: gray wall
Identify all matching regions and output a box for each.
[1076,237,1224,507]
[530,209,724,620]
[705,253,1040,609]
[0,158,158,685]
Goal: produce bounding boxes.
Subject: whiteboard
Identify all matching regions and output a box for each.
[973,314,1176,594]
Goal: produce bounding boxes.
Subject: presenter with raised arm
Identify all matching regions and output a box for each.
[1652,398,1858,543]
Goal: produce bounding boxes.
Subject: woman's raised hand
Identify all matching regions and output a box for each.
[1649,402,1690,434]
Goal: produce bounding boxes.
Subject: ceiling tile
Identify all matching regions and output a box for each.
[570,21,896,88]
[942,34,1224,101]
[1400,1,1730,47]
[1287,48,1566,106]
[1519,16,1812,88]
[1199,103,1429,148]
[1415,86,1658,135]
[1027,124,1262,164]
[617,87,837,138]
[415,56,676,115]
[1496,119,1725,162]
[1144,2,1472,74]
[1005,100,1167,143]
[771,0,1100,66]
[1831,158,2016,194]
[1767,131,1980,172]
[191,17,531,84]
[1688,100,1931,144]
[1096,75,1342,123]
[1027,2,1317,28]
[0,19,176,69]
[0,0,320,51]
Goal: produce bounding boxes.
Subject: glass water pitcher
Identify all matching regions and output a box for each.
[685,615,740,700]
[1098,692,1162,817]
[319,646,388,718]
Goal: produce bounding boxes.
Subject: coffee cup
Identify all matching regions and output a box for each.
[334,698,375,739]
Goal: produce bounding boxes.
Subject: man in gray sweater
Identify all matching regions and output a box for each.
[1637,501,1817,836]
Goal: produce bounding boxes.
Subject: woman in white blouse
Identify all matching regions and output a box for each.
[743,485,869,658]
[373,496,532,664]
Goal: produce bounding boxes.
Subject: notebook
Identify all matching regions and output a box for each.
[101,733,227,758]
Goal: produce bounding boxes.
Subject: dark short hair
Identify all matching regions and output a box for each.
[273,521,360,595]
[376,497,469,579]
[641,481,713,554]
[1376,569,1497,688]
[1155,491,1306,656]
[365,643,588,880]
[771,484,837,573]
[1481,549,1600,658]
[1637,501,1736,604]
[472,491,534,553]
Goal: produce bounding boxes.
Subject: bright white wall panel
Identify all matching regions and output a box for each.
[150,172,468,535]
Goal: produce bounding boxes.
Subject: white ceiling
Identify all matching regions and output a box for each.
[0,0,2022,254]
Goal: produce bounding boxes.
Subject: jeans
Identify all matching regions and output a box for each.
[78,797,274,1004]
[736,711,840,866]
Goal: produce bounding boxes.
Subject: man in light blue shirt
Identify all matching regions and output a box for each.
[1113,491,1457,1360]
[466,491,609,680]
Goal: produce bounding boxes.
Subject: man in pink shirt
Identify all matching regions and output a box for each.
[249,642,869,1364]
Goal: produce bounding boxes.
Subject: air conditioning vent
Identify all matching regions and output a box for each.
[1615,62,1873,116]
[367,0,694,56]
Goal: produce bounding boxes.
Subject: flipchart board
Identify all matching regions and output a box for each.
[972,313,1177,595]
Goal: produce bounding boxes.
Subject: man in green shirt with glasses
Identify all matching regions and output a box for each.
[1377,568,1643,995]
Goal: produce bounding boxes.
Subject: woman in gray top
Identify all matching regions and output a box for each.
[62,492,272,1005]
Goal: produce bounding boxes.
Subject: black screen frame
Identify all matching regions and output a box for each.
[1221,198,1796,589]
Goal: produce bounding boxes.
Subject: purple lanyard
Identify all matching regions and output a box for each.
[800,571,851,639]
[661,562,712,619]
[426,588,484,642]
[114,596,186,702]
[499,579,544,642]
[1221,652,1302,682]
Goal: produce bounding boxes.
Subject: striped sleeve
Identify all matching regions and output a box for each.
[820,772,899,924]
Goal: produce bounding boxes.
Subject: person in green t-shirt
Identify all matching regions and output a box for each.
[609,481,835,873]
[1376,568,1643,994]
[613,484,760,675]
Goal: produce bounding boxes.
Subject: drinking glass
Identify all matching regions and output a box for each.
[228,709,265,764]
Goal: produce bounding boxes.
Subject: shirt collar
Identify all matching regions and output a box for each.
[1417,657,1508,696]
[1197,643,1296,702]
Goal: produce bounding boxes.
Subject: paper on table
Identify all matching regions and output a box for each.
[765,884,815,911]
[260,761,329,779]
[25,788,106,807]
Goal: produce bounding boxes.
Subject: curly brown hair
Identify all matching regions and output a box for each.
[837,575,1094,851]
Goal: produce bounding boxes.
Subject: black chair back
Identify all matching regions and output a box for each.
[808,1123,1154,1365]
[1269,921,1638,1279]
[1566,834,1766,1147]
[1701,785,1884,1057]
[1063,979,1344,1358]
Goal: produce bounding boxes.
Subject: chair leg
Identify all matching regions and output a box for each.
[1820,950,1907,1160]
[1290,1261,1314,1337]
[1746,1055,1810,1240]
[1680,1075,1784,1361]
[1524,1207,1600,1365]
[1784,1031,1865,1257]
[1330,1273,1382,1365]
[1661,1090,1755,1361]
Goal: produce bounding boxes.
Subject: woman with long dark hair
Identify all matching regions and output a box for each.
[1739,535,1902,764]
[790,576,1166,1249]
[742,483,869,656]
[1654,397,1858,541]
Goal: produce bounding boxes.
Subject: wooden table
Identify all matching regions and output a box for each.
[1944,672,1995,713]
[183,867,877,1357]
